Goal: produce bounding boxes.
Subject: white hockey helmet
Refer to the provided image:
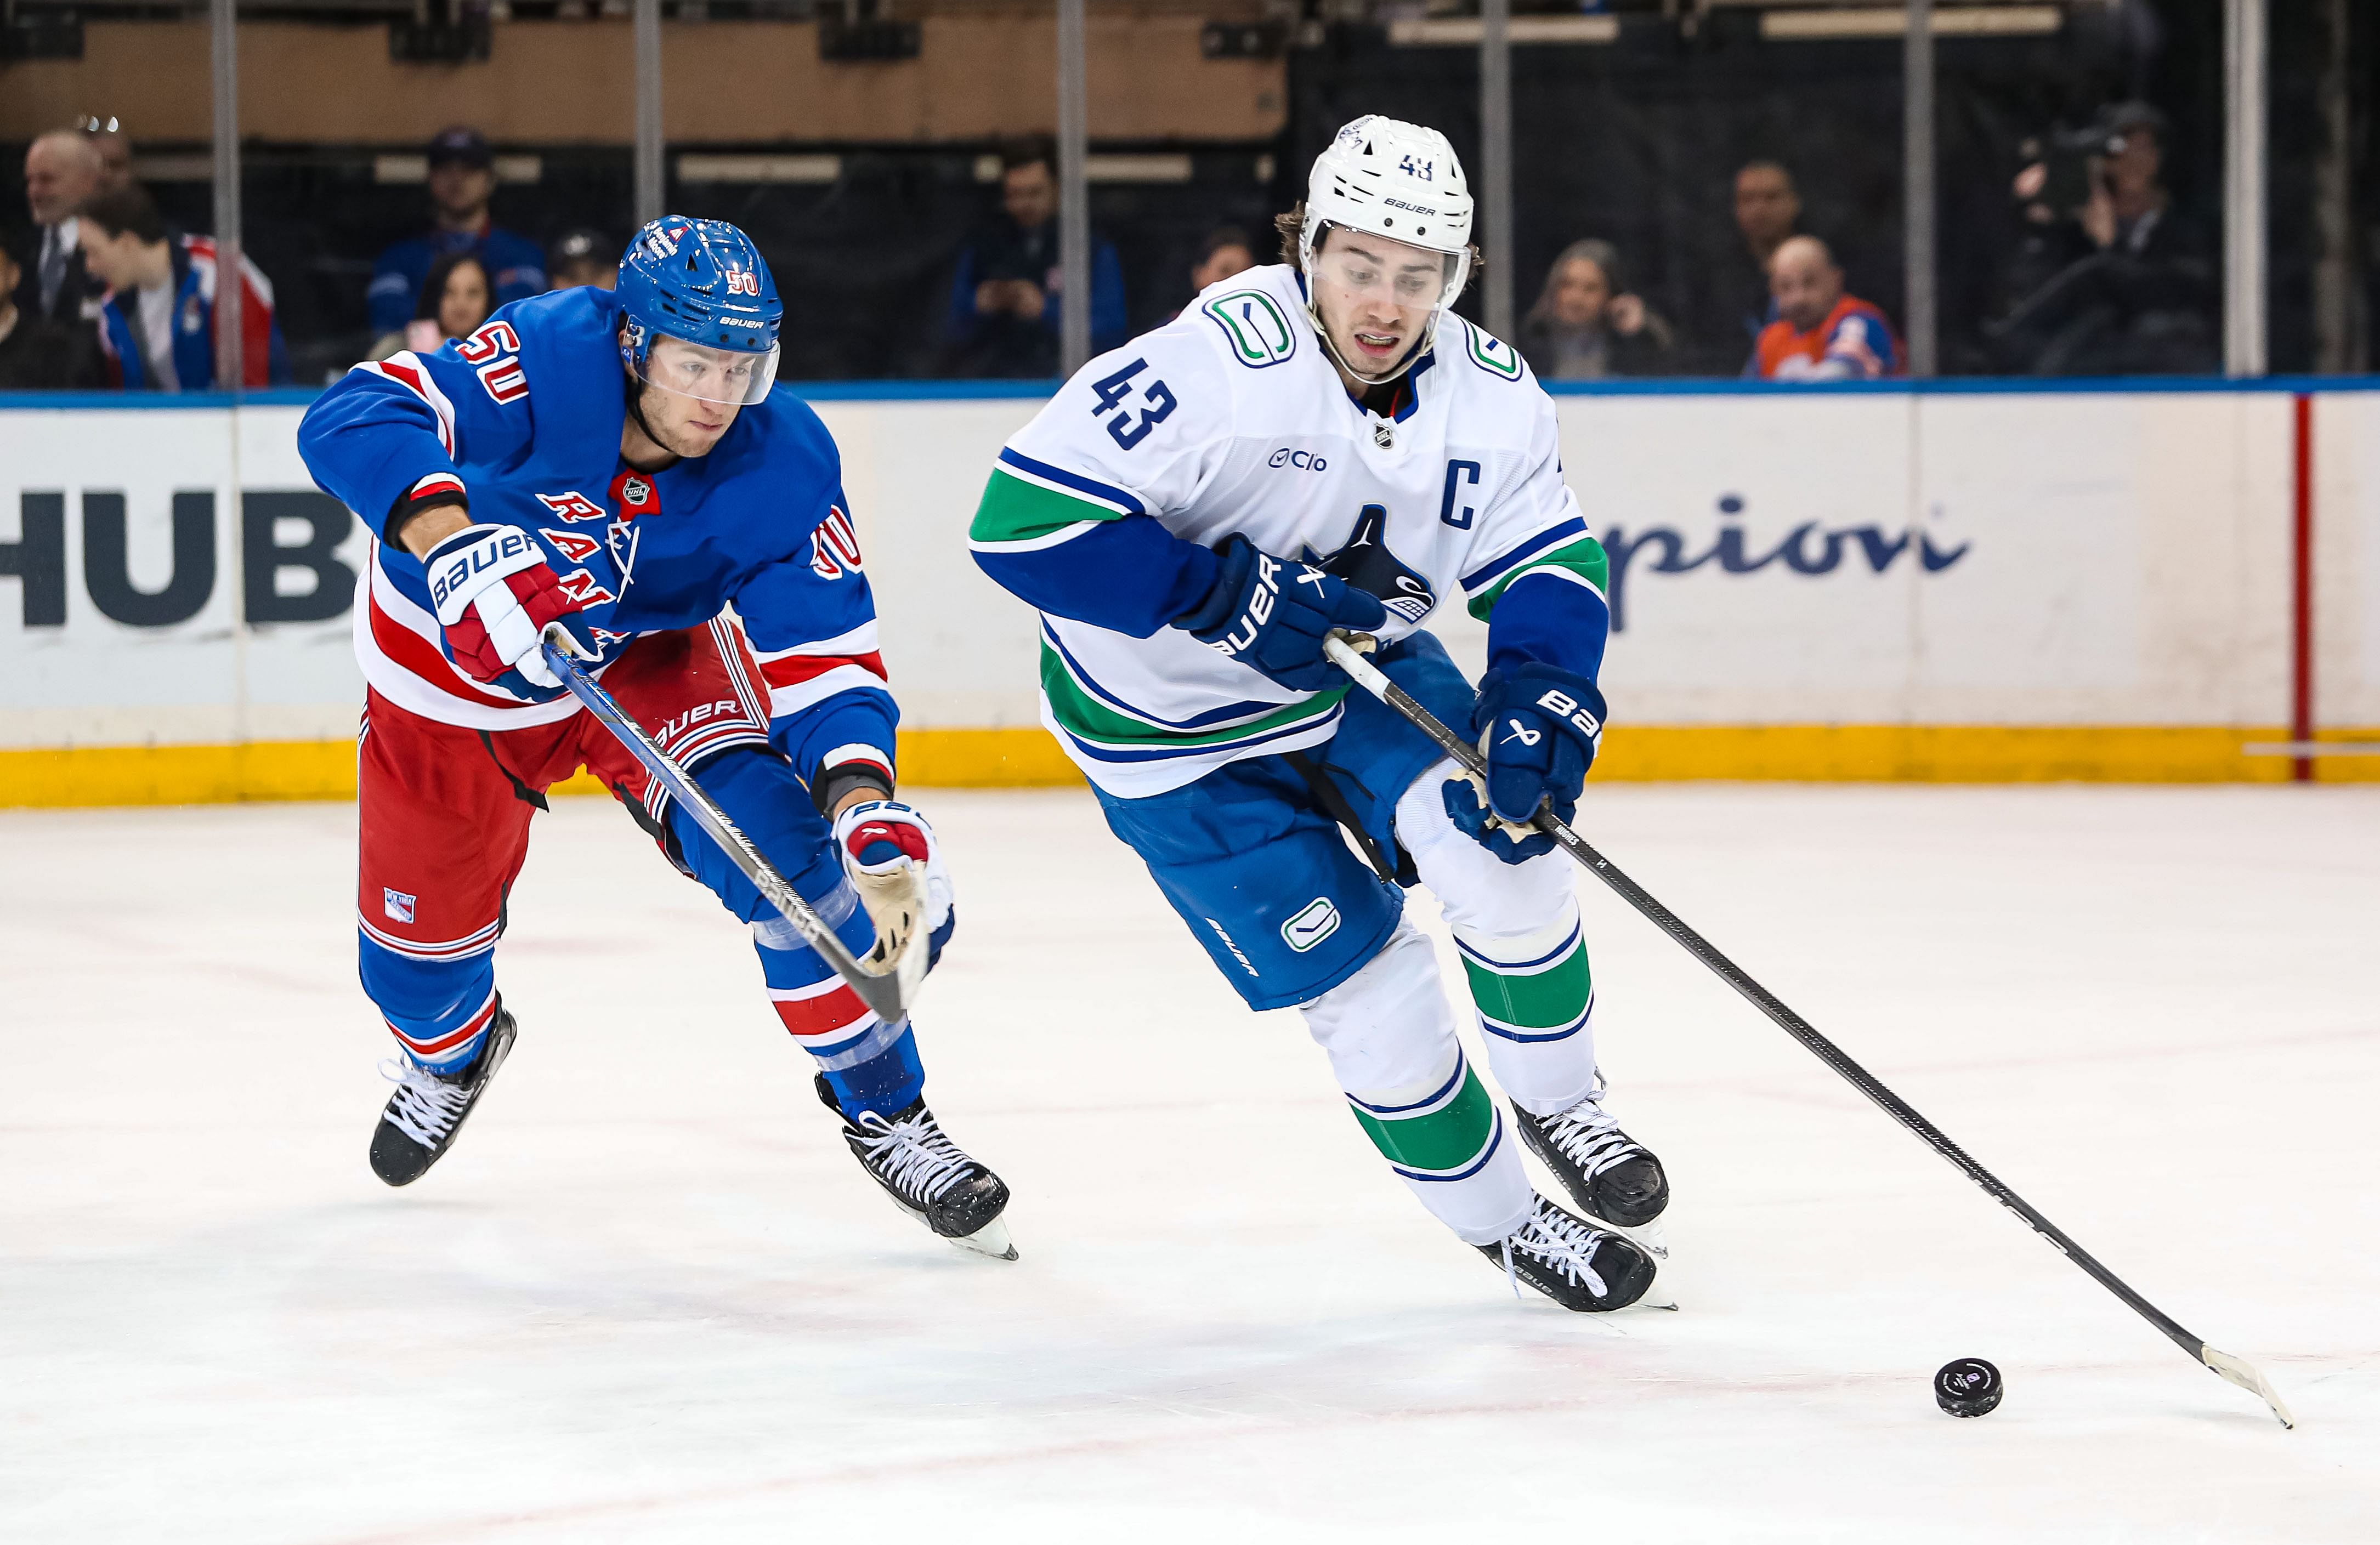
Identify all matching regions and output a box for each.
[1299,115,1476,315]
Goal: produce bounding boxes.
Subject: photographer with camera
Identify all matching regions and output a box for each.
[1990,101,2217,377]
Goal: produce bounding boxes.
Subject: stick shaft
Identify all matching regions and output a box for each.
[1324,638,2223,1367]
[542,639,911,1024]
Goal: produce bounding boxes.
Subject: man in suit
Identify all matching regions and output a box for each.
[19,130,109,330]
[0,225,106,389]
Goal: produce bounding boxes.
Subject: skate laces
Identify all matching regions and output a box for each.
[1503,1201,1612,1298]
[852,1108,971,1204]
[377,1058,472,1147]
[1541,1081,1643,1181]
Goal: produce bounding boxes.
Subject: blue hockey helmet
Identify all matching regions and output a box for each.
[616,217,783,405]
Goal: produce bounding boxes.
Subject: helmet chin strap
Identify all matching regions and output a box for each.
[621,372,683,467]
[1306,297,1437,389]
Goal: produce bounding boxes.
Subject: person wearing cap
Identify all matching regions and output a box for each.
[1993,100,2217,374]
[547,228,617,292]
[366,128,547,338]
[0,224,108,389]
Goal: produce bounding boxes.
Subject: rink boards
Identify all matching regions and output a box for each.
[2,381,2377,804]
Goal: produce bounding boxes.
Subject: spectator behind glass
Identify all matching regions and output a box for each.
[81,116,132,197]
[0,225,107,389]
[18,130,108,330]
[548,228,617,291]
[944,135,1126,376]
[80,184,291,390]
[1174,225,1256,321]
[1749,235,1901,380]
[1517,238,1675,379]
[1990,101,2216,375]
[366,127,546,339]
[1191,226,1255,292]
[1690,160,1803,373]
[371,249,494,360]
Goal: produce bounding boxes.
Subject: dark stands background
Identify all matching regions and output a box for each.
[2,0,2368,382]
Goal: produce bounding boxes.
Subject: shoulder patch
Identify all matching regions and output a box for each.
[1201,288,1298,370]
[1461,319,1524,382]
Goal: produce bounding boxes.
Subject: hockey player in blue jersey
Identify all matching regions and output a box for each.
[970,118,1666,1309]
[299,217,1015,1259]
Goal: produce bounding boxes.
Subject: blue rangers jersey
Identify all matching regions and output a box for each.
[298,285,896,789]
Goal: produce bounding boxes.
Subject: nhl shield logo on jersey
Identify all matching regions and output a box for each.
[1303,503,1437,625]
[608,469,660,518]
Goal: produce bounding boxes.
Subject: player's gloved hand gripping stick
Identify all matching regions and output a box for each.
[1323,631,2294,1430]
[540,630,930,1024]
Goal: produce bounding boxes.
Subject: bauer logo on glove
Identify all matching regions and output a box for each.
[421,522,603,701]
[1443,661,1608,866]
[1174,532,1389,694]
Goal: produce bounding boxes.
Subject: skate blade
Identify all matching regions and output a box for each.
[949,1215,1018,1262]
[1617,1217,1669,1261]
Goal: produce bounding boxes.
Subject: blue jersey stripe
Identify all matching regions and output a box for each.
[996,447,1147,516]
[1460,516,1589,593]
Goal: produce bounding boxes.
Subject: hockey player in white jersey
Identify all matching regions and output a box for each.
[970,117,1666,1310]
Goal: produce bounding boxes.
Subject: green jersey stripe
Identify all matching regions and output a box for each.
[1039,640,1347,750]
[970,465,1129,548]
[1466,533,1611,622]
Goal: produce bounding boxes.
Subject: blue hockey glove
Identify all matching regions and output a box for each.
[1172,533,1390,692]
[1442,663,1606,865]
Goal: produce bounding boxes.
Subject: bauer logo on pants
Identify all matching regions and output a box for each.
[1282,898,1341,952]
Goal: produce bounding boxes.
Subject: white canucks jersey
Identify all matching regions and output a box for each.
[971,264,1605,798]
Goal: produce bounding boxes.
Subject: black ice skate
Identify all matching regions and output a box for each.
[1478,1195,1659,1313]
[815,1076,1017,1260]
[369,1004,517,1187]
[1512,1078,1669,1257]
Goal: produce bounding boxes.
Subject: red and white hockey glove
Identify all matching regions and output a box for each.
[423,524,596,700]
[830,799,957,973]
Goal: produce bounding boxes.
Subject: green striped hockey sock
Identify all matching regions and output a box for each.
[1455,905,1599,1117]
[1301,921,1533,1243]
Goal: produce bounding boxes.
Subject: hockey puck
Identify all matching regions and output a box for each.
[1934,1357,2003,1417]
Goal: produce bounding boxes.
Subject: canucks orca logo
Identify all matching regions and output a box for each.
[1302,504,1436,625]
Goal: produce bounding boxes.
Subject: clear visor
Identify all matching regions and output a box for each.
[636,334,780,406]
[1310,231,1465,315]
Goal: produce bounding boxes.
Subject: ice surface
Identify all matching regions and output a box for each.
[4,785,2377,1542]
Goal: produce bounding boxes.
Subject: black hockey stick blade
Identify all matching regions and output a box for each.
[1323,632,2294,1429]
[542,633,923,1024]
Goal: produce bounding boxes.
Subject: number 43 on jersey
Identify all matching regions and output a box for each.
[1089,359,1177,450]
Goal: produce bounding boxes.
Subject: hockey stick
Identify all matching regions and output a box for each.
[1323,632,2294,1429]
[541,632,927,1025]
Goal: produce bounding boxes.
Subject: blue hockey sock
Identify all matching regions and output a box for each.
[818,1025,925,1120]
